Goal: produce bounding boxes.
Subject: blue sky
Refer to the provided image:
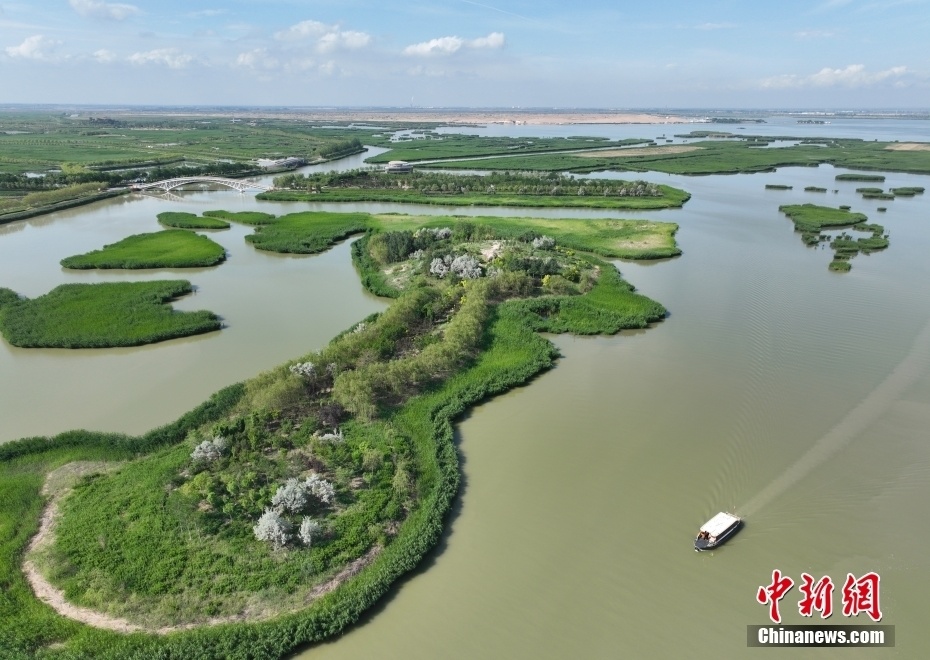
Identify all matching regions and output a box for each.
[1,0,928,108]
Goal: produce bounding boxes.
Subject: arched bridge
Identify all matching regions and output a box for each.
[130,176,273,193]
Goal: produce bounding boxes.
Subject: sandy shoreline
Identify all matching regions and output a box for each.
[296,111,695,125]
[122,108,698,126]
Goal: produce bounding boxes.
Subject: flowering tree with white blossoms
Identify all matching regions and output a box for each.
[191,436,227,463]
[299,517,323,546]
[271,478,309,513]
[253,509,292,549]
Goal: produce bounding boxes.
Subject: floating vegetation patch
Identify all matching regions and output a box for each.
[836,173,886,182]
[766,184,792,190]
[890,186,925,196]
[804,186,827,193]
[779,203,887,272]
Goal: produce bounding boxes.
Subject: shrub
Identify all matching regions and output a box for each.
[253,509,292,548]
[190,436,227,463]
[299,517,323,546]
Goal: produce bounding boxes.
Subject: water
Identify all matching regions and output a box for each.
[3,121,930,657]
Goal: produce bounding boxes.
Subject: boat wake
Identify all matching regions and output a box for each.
[740,317,930,516]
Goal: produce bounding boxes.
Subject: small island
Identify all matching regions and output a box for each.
[779,203,888,272]
[3,211,675,656]
[0,280,221,348]
[260,170,692,210]
[60,230,227,270]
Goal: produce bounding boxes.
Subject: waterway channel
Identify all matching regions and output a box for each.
[2,123,929,658]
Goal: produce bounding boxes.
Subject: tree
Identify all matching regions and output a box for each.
[253,509,292,549]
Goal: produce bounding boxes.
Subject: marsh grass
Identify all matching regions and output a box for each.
[157,212,230,230]
[204,210,276,226]
[60,230,226,269]
[0,281,220,348]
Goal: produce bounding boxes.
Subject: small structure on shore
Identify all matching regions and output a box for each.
[384,160,413,173]
[257,157,305,170]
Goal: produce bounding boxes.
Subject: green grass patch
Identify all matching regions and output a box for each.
[836,173,886,181]
[245,211,369,253]
[203,209,276,226]
[0,281,221,348]
[779,203,868,232]
[890,186,925,196]
[862,192,895,200]
[855,187,884,194]
[413,138,930,177]
[157,211,230,230]
[804,186,827,193]
[60,230,226,269]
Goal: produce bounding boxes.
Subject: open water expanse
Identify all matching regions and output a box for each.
[2,119,929,658]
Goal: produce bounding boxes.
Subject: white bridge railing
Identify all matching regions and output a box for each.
[130,176,273,193]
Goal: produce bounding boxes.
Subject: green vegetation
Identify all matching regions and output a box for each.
[779,204,887,272]
[262,169,691,211]
[890,186,925,196]
[855,187,884,194]
[362,132,650,163]
[765,184,792,190]
[836,173,886,182]
[779,204,868,232]
[203,209,277,225]
[245,212,369,254]
[157,211,230,230]
[0,209,671,657]
[0,111,381,176]
[862,192,895,200]
[804,186,827,193]
[60,230,226,269]
[236,210,680,261]
[0,281,221,348]
[405,137,930,176]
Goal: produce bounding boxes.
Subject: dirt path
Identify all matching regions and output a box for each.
[24,463,382,635]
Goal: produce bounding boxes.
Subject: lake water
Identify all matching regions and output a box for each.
[2,120,929,658]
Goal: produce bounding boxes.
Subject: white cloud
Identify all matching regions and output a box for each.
[760,64,909,89]
[69,0,141,21]
[275,20,371,53]
[275,20,329,41]
[404,32,505,56]
[236,48,279,71]
[128,48,193,69]
[317,30,371,53]
[5,34,61,61]
[93,48,117,63]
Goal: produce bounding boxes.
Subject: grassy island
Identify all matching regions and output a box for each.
[779,204,887,272]
[260,170,691,210]
[157,212,231,230]
[60,230,227,269]
[0,281,221,348]
[0,211,673,658]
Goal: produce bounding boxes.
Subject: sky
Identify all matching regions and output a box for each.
[1,0,928,109]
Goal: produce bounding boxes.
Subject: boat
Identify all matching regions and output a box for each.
[694,512,741,551]
[384,160,413,173]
